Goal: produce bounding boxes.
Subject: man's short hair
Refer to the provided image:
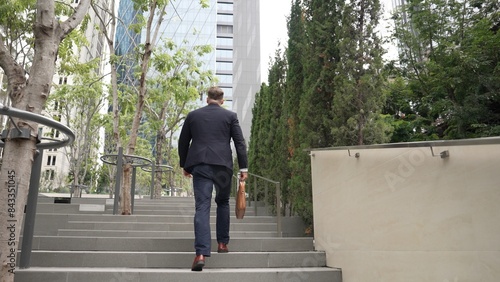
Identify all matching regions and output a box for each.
[207,86,224,101]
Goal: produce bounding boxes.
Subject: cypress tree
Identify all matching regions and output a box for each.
[248,85,265,176]
[289,0,345,226]
[267,49,288,213]
[331,0,390,145]
[284,0,307,216]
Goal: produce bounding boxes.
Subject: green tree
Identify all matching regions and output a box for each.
[291,0,344,226]
[248,84,272,176]
[389,0,500,140]
[265,49,288,213]
[248,84,266,176]
[49,59,107,195]
[284,0,306,217]
[144,40,214,198]
[331,0,390,145]
[92,0,209,214]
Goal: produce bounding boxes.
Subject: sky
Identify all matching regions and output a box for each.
[260,1,291,84]
[259,0,397,84]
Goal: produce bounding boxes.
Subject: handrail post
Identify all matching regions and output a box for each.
[131,167,137,214]
[254,177,257,216]
[113,147,123,215]
[264,182,268,211]
[19,149,44,268]
[276,182,282,237]
[150,162,155,199]
[245,175,251,207]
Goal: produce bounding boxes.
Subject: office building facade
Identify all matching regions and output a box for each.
[116,0,260,142]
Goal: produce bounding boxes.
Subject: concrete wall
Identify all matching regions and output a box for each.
[311,141,500,282]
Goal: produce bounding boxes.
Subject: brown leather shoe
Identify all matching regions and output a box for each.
[217,242,229,253]
[191,255,205,271]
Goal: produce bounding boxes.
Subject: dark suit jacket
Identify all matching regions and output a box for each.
[178,103,248,172]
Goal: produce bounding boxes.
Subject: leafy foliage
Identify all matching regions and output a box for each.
[247,0,500,228]
[386,0,500,140]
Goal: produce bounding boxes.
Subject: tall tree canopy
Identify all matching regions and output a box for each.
[246,0,499,227]
[387,0,500,140]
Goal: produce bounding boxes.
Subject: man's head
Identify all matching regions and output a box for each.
[207,86,224,105]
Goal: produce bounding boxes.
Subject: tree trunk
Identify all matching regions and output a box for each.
[0,1,89,280]
[120,163,132,214]
[153,125,166,199]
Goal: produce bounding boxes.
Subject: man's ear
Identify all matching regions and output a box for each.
[220,99,224,105]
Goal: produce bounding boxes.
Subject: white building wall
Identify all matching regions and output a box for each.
[40,0,111,191]
[232,0,261,143]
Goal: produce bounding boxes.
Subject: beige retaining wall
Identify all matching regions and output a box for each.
[311,140,500,282]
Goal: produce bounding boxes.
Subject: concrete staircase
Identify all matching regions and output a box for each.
[15,196,342,281]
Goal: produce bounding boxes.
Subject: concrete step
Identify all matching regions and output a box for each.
[14,267,342,282]
[26,237,314,252]
[38,196,267,205]
[39,196,266,206]
[37,203,108,214]
[20,195,338,281]
[56,229,278,238]
[62,221,277,232]
[23,251,326,268]
[35,213,277,223]
[36,205,259,216]
[125,209,257,216]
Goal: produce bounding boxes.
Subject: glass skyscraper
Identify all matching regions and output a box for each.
[115,0,141,85]
[115,0,260,142]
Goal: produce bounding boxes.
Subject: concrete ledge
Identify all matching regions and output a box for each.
[56,229,278,238]
[22,251,327,268]
[26,237,314,252]
[15,267,342,282]
[62,221,277,232]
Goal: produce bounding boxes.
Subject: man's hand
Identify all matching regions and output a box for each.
[183,169,192,178]
[240,171,248,181]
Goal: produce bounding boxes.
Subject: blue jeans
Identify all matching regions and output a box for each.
[191,164,232,256]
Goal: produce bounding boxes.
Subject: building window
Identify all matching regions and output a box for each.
[217,3,232,11]
[47,156,56,166]
[220,87,232,98]
[44,170,55,181]
[217,25,233,34]
[217,14,233,23]
[216,62,233,71]
[217,74,232,84]
[217,37,233,46]
[49,128,60,138]
[216,49,233,59]
[58,77,68,85]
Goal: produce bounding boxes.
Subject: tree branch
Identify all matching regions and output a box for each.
[0,37,19,78]
[59,0,91,39]
[0,36,26,91]
[90,1,114,46]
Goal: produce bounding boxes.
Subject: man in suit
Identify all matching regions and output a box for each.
[178,86,248,271]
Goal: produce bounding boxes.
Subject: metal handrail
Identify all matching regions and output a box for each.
[236,172,282,237]
[0,103,75,149]
[0,103,75,270]
[308,136,500,151]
